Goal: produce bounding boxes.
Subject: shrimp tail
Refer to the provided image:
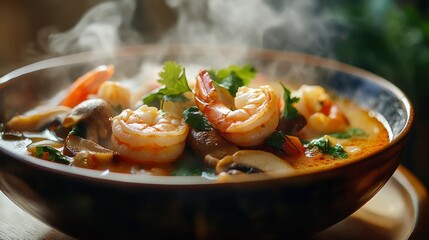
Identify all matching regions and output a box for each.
[193,69,280,147]
[195,70,217,104]
[194,70,230,130]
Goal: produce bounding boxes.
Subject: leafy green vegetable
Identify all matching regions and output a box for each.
[330,128,367,139]
[266,131,287,151]
[69,122,86,138]
[305,137,348,159]
[183,106,213,131]
[280,82,300,120]
[307,137,330,152]
[329,144,348,158]
[142,92,163,108]
[265,131,304,156]
[213,71,243,98]
[35,146,72,164]
[208,64,256,97]
[113,105,123,114]
[143,61,192,108]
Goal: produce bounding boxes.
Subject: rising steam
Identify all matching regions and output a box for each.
[44,0,341,58]
[46,0,139,56]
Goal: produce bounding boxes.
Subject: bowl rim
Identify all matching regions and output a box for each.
[0,44,415,186]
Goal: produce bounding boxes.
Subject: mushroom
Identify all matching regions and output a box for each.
[63,98,115,148]
[5,106,71,132]
[187,129,239,166]
[216,150,295,175]
[276,113,307,134]
[64,135,114,163]
[27,140,64,153]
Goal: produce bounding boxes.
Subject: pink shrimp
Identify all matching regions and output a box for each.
[194,70,279,147]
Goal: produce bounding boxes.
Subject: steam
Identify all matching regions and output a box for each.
[46,0,139,56]
[44,0,341,59]
[163,0,339,56]
[162,0,275,47]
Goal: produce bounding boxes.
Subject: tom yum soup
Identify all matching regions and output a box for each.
[1,62,390,181]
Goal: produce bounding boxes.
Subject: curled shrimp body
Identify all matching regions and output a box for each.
[293,85,348,134]
[111,105,189,163]
[194,70,279,147]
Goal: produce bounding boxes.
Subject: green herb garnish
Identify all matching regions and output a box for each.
[208,64,256,97]
[280,82,300,120]
[69,122,86,138]
[143,61,192,108]
[183,106,213,131]
[265,131,304,156]
[113,105,123,114]
[329,144,349,158]
[305,137,348,159]
[34,146,71,164]
[265,131,286,151]
[330,128,367,139]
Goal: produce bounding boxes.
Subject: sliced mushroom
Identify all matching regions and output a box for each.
[216,150,295,175]
[64,135,114,163]
[5,106,71,132]
[187,129,239,166]
[276,113,307,134]
[63,98,115,147]
[27,140,64,154]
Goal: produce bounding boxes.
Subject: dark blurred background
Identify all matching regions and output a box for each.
[0,0,428,189]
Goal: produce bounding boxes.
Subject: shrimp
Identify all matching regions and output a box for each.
[293,85,348,134]
[61,65,114,108]
[111,105,189,163]
[194,70,279,147]
[97,81,131,109]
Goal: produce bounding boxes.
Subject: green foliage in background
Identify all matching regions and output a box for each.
[333,0,429,105]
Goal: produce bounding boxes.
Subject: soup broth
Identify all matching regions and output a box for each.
[0,63,390,180]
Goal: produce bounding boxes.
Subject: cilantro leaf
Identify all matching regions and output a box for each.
[305,137,348,159]
[214,64,256,86]
[329,144,348,158]
[143,61,192,107]
[143,92,162,108]
[183,106,213,131]
[162,93,190,102]
[306,137,331,153]
[213,71,244,98]
[280,82,300,120]
[69,122,86,138]
[209,64,256,97]
[265,131,286,151]
[329,128,367,139]
[35,146,72,164]
[265,131,304,156]
[158,61,191,95]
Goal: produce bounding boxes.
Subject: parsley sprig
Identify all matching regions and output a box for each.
[280,83,300,120]
[183,106,213,131]
[35,146,72,164]
[143,61,192,108]
[265,131,304,156]
[305,137,348,159]
[329,128,367,139]
[208,64,256,97]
